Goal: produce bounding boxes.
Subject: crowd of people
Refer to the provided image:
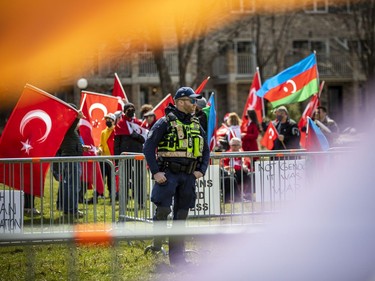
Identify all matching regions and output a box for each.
[18,86,340,217]
[2,84,341,267]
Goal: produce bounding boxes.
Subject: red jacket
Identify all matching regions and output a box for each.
[242,121,259,152]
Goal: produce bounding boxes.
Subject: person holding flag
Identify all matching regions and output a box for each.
[57,104,90,218]
[273,106,300,150]
[115,102,146,208]
[143,86,210,266]
[93,112,118,203]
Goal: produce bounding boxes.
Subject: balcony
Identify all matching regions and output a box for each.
[212,53,359,80]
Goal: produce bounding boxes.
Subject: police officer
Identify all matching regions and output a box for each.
[273,106,300,150]
[143,86,210,266]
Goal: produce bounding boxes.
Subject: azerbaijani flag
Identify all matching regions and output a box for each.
[257,53,319,108]
[203,92,216,150]
[306,117,329,151]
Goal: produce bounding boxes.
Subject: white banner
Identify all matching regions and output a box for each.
[255,159,306,202]
[0,190,23,233]
[149,165,221,218]
[189,165,221,217]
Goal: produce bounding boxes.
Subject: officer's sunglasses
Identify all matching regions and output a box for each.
[179,98,197,104]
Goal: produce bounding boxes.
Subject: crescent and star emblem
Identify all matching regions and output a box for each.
[19,110,52,154]
[248,87,257,110]
[283,79,297,94]
[268,128,275,139]
[89,103,107,128]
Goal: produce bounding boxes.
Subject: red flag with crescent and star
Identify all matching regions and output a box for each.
[152,94,174,121]
[0,84,78,197]
[241,70,262,132]
[80,91,119,147]
[78,91,118,194]
[260,121,278,150]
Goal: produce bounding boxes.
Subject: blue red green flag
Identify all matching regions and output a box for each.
[203,93,217,151]
[256,53,319,108]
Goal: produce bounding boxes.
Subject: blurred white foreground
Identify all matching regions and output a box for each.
[186,125,375,280]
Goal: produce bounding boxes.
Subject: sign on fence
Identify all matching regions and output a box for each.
[0,191,23,233]
[189,165,221,217]
[255,159,306,202]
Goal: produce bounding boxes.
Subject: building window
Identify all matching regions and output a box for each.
[304,0,328,13]
[328,0,351,13]
[292,40,328,56]
[229,0,255,13]
[235,41,256,74]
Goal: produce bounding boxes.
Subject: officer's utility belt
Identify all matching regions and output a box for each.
[164,161,197,175]
[158,151,196,158]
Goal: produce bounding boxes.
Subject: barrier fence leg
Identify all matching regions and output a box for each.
[25,245,35,281]
[67,243,78,281]
[111,241,121,281]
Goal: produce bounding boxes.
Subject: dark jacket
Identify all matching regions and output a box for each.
[195,110,208,133]
[143,104,210,176]
[114,116,145,154]
[59,119,83,156]
[273,118,300,150]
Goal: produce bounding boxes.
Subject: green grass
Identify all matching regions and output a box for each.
[1,168,274,280]
[0,241,171,281]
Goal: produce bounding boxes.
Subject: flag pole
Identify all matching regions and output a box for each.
[313,50,320,93]
[256,67,266,119]
[79,93,87,111]
[115,73,127,99]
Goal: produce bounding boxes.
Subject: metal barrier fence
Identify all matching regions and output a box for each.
[0,149,351,238]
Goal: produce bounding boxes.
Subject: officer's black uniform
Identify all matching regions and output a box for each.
[143,97,210,265]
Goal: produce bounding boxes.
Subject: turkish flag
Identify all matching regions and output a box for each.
[241,70,262,132]
[141,94,174,127]
[79,92,118,194]
[80,91,119,147]
[260,122,278,150]
[152,94,174,121]
[0,84,78,197]
[298,93,320,148]
[112,72,128,110]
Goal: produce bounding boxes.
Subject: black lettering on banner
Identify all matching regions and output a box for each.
[198,192,204,199]
[203,203,208,211]
[258,162,276,172]
[196,203,202,211]
[207,179,213,187]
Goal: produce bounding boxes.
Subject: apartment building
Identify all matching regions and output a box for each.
[57,0,370,129]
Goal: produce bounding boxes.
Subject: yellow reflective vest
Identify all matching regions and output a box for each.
[157,116,203,159]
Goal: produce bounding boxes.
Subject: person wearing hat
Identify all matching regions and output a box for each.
[143,86,210,266]
[86,113,117,204]
[273,105,300,150]
[142,110,156,130]
[195,96,208,132]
